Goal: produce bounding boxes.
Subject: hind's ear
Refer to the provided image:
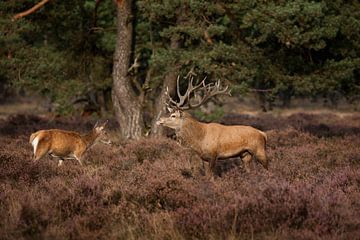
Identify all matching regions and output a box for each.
[94,120,108,131]
[101,120,109,128]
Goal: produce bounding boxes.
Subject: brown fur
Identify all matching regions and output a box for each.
[157,111,267,173]
[29,121,108,166]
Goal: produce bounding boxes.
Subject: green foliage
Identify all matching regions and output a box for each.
[240,0,360,103]
[193,106,225,122]
[1,0,359,113]
[0,0,115,112]
[135,0,359,108]
[136,0,253,105]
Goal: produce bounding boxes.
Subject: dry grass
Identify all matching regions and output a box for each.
[0,113,359,239]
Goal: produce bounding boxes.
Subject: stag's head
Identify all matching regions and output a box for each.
[156,76,230,130]
[156,110,184,130]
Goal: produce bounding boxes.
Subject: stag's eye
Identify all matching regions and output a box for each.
[171,115,175,118]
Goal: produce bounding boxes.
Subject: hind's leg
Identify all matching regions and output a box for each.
[73,154,83,166]
[73,156,83,166]
[256,148,268,170]
[73,148,86,166]
[58,159,64,166]
[33,141,50,161]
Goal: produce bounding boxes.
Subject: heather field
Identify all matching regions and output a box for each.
[0,113,359,240]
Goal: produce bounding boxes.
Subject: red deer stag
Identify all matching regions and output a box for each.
[156,76,268,174]
[29,120,110,166]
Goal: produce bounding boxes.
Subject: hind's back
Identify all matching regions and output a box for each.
[43,130,84,153]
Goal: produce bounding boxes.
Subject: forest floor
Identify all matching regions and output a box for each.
[0,102,359,239]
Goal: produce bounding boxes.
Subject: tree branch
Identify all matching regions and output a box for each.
[93,0,104,28]
[249,88,273,93]
[12,0,50,21]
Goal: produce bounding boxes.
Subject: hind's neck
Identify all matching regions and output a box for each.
[82,130,99,147]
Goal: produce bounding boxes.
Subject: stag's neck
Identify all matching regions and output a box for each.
[82,130,99,148]
[177,117,205,150]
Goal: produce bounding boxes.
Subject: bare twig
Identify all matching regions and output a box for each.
[128,54,140,72]
[249,88,273,93]
[12,0,50,21]
[204,30,213,45]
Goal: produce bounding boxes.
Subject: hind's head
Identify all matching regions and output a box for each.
[93,120,111,145]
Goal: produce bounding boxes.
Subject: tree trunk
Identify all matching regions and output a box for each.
[112,0,144,139]
[150,72,177,136]
[150,39,180,136]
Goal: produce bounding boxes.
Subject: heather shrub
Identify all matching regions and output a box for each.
[0,113,359,239]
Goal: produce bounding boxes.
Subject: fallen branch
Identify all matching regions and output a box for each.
[12,0,50,21]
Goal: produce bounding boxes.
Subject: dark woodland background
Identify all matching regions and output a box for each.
[1,0,359,116]
[0,0,359,239]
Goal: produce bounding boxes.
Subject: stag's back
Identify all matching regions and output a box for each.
[195,122,267,159]
[209,124,266,145]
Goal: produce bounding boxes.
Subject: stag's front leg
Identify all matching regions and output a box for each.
[208,155,218,176]
[188,153,205,176]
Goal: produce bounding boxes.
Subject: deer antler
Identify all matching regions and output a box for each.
[165,75,231,111]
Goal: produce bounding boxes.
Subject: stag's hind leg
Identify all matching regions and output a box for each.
[256,148,268,170]
[241,151,253,173]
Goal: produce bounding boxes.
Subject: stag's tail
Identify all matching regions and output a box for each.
[257,130,268,170]
[259,130,267,145]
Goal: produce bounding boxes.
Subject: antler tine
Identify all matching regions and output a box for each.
[176,75,204,109]
[188,79,231,109]
[192,76,207,91]
[164,75,230,111]
[164,75,193,110]
[164,86,178,110]
[185,76,193,105]
[176,76,188,107]
[176,75,181,101]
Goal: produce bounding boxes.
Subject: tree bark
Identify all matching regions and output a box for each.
[112,0,144,139]
[150,39,180,136]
